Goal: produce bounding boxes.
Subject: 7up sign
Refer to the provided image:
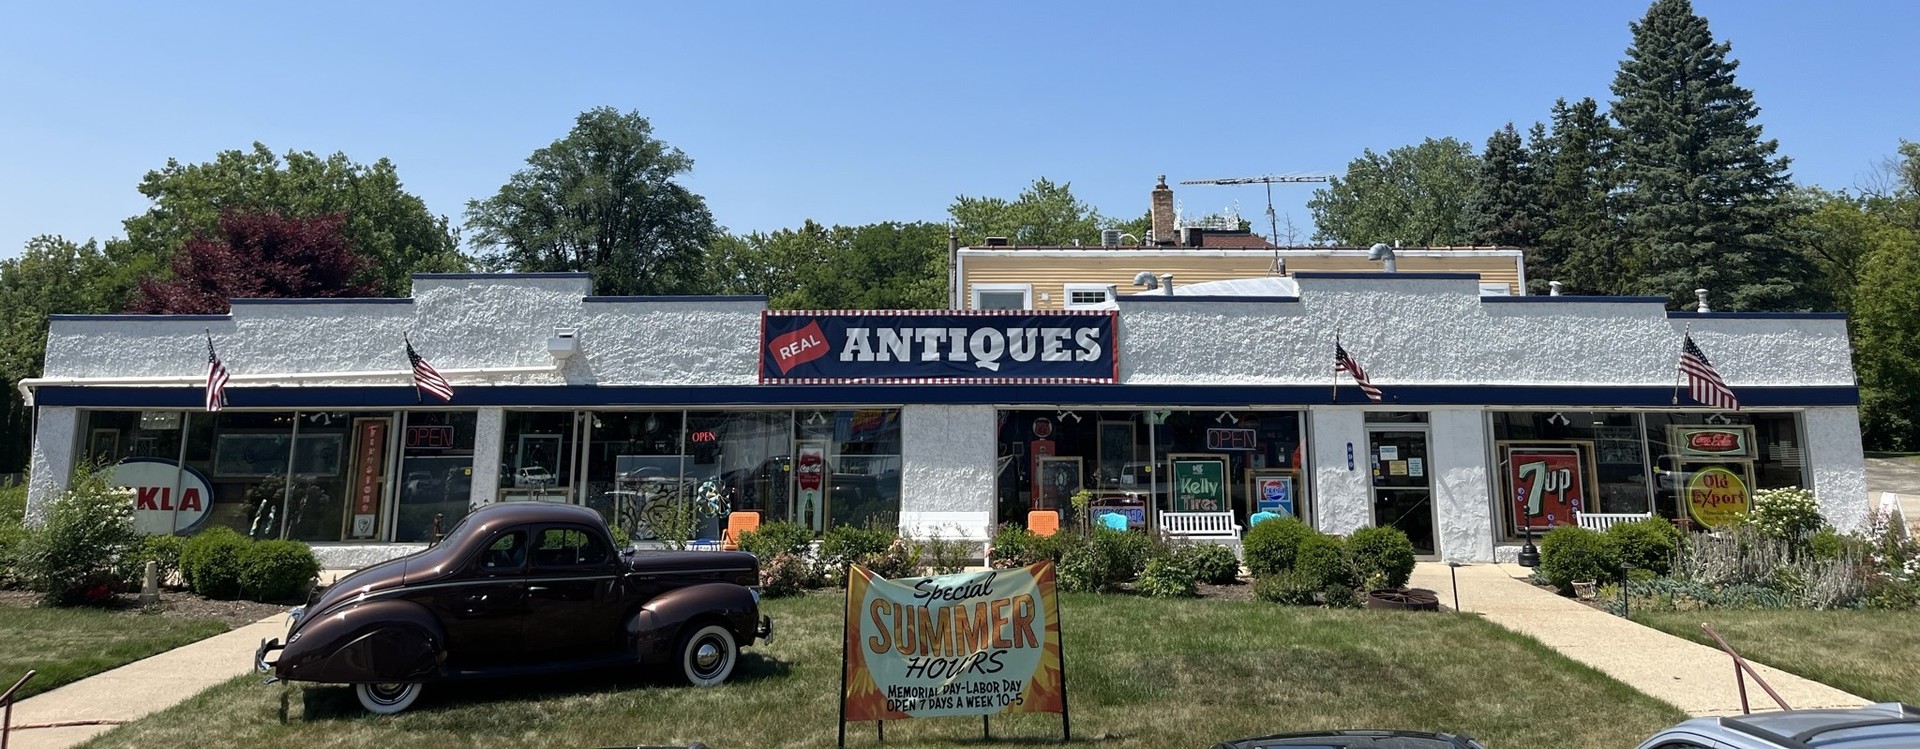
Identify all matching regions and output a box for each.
[1507,447,1585,531]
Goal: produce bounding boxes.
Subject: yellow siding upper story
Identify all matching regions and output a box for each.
[960,251,1525,309]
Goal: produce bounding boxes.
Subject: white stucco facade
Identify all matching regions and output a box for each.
[22,272,1869,563]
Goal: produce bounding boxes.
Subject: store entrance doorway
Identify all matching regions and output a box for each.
[1366,428,1436,557]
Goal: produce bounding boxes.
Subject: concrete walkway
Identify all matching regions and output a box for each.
[3,613,289,749]
[1411,562,1869,717]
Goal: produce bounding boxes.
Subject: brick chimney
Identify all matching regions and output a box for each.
[1150,175,1175,246]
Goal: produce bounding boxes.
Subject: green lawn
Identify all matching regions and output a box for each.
[1636,610,1920,704]
[79,592,1680,749]
[0,606,229,700]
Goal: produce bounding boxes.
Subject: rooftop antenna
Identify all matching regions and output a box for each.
[1181,173,1333,246]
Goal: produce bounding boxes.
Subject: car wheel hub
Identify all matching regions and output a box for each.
[694,641,723,672]
[370,684,409,703]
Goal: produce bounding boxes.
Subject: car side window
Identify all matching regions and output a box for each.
[533,526,610,568]
[480,530,527,571]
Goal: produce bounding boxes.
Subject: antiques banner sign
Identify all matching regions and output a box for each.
[763,310,1117,384]
[840,562,1068,738]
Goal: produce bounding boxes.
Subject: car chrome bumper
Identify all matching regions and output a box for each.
[255,637,283,683]
[756,615,774,644]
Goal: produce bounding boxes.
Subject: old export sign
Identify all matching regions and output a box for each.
[1676,426,1754,459]
[1686,466,1751,529]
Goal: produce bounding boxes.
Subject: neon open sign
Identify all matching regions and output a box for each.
[404,425,456,449]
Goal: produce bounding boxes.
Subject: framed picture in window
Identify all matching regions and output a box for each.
[89,429,119,463]
[1036,456,1082,510]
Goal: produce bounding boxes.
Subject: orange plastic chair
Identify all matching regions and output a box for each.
[1027,509,1061,537]
[722,511,762,551]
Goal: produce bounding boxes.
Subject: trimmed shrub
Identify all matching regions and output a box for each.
[127,534,189,589]
[1242,516,1315,576]
[1346,526,1416,590]
[1539,525,1619,594]
[1057,529,1149,593]
[1745,487,1824,543]
[1806,527,1871,562]
[820,525,895,574]
[1175,543,1241,585]
[1294,534,1360,593]
[16,471,142,605]
[911,529,974,575]
[1253,570,1319,605]
[1606,517,1685,576]
[180,526,251,599]
[738,520,815,560]
[238,540,320,602]
[987,524,1062,569]
[1135,556,1198,598]
[862,538,921,580]
[759,551,814,597]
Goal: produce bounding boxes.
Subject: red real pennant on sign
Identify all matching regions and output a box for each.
[768,321,830,375]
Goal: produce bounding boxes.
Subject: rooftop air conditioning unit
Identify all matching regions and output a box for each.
[1100,229,1123,247]
[983,236,1011,247]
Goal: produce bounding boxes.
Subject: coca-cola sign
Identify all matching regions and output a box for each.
[1675,426,1753,459]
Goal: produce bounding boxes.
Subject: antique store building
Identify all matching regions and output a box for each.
[20,272,1867,566]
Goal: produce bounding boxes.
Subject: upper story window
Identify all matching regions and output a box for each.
[971,283,1032,310]
[1063,284,1111,308]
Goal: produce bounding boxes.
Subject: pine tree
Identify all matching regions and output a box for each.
[1467,123,1540,251]
[1536,98,1626,295]
[1610,0,1815,309]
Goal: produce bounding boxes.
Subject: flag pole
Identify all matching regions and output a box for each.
[1331,329,1341,404]
[1671,322,1691,406]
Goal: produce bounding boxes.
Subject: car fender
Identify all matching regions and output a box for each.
[277,599,446,684]
[627,582,759,662]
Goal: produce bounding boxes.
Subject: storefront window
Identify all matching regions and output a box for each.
[501,411,576,503]
[1492,411,1650,537]
[394,412,477,542]
[995,409,1307,532]
[581,411,688,540]
[807,409,902,532]
[1644,412,1806,529]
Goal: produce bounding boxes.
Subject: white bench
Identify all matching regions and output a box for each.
[1160,512,1242,539]
[1575,511,1653,531]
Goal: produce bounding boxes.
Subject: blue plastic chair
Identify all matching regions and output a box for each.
[1098,512,1129,532]
[1249,511,1284,528]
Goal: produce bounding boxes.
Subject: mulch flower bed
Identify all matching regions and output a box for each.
[0,589,292,629]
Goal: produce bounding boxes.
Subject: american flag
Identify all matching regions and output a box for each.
[407,336,454,402]
[204,333,230,412]
[1334,341,1383,402]
[1678,334,1739,411]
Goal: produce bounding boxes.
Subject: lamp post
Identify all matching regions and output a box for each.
[1446,561,1462,611]
[1517,515,1541,568]
[1620,561,1633,618]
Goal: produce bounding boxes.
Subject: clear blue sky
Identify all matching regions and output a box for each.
[3,0,1916,259]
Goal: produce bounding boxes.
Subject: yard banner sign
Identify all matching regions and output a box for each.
[838,561,1069,747]
[763,310,1117,384]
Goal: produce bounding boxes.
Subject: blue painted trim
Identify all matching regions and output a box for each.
[229,297,414,305]
[48,314,230,321]
[1292,271,1482,281]
[1668,311,1848,320]
[583,295,769,303]
[1482,296,1668,304]
[410,272,592,280]
[33,383,1859,409]
[1116,295,1301,304]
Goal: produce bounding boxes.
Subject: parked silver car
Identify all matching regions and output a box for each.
[1636,703,1920,748]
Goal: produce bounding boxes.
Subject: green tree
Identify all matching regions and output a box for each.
[1610,0,1816,310]
[1535,98,1627,295]
[949,178,1104,246]
[0,237,119,471]
[1307,137,1482,246]
[113,143,465,299]
[1788,188,1906,311]
[466,108,717,296]
[1852,236,1920,450]
[782,222,948,309]
[1467,123,1540,250]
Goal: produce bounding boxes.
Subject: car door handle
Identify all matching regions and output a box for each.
[529,586,550,592]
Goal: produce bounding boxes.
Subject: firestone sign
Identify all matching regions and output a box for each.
[761,311,1117,384]
[109,458,214,535]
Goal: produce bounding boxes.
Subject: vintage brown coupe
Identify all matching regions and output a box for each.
[255,502,771,714]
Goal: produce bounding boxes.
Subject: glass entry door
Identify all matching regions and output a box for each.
[1367,428,1436,557]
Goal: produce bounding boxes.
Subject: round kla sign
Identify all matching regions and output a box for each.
[109,458,215,535]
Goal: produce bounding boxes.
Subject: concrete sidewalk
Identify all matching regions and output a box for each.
[3,613,290,749]
[1411,562,1869,717]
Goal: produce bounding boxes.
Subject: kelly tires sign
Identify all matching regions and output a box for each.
[763,310,1117,384]
[839,562,1068,746]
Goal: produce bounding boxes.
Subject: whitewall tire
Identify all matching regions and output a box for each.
[677,624,738,686]
[355,682,423,714]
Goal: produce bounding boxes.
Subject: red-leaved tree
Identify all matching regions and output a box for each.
[128,211,376,314]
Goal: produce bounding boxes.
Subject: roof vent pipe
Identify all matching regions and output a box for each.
[1549,281,1563,296]
[1695,288,1710,313]
[1161,274,1175,295]
[1131,271,1159,290]
[1367,242,1398,273]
